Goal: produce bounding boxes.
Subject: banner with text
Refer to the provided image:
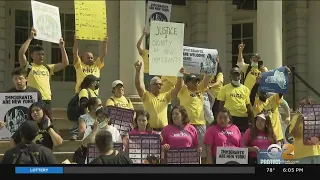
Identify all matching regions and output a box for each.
[0,93,38,140]
[31,0,62,44]
[108,107,134,136]
[165,148,200,164]
[183,46,218,75]
[146,1,171,30]
[300,104,320,145]
[74,0,107,40]
[86,143,124,164]
[259,66,289,94]
[216,147,248,164]
[149,21,184,76]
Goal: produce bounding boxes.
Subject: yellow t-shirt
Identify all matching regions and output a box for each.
[208,72,224,98]
[78,88,98,113]
[141,49,149,73]
[289,113,320,159]
[142,90,172,129]
[25,62,55,101]
[242,64,268,91]
[160,76,177,94]
[217,83,250,117]
[106,95,134,110]
[178,81,207,125]
[253,94,283,141]
[74,56,104,94]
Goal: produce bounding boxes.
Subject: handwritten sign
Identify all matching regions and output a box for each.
[259,66,289,94]
[149,21,184,77]
[300,104,320,145]
[74,0,107,40]
[146,1,171,29]
[216,147,248,164]
[183,46,218,75]
[108,107,134,136]
[257,150,283,164]
[128,134,161,164]
[31,0,62,44]
[165,148,200,164]
[86,143,123,164]
[0,93,38,140]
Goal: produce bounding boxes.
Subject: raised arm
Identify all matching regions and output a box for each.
[19,28,36,68]
[170,68,186,98]
[73,34,80,65]
[203,74,212,89]
[53,38,69,72]
[99,36,108,63]
[136,28,147,55]
[134,60,145,97]
[237,42,245,69]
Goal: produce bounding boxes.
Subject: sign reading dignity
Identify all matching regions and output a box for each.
[300,104,320,145]
[86,143,123,164]
[31,0,62,44]
[165,148,200,164]
[149,21,185,77]
[146,1,172,30]
[216,147,248,164]
[0,93,38,140]
[108,107,134,136]
[259,66,289,94]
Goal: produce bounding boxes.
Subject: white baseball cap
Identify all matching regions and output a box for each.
[256,113,267,120]
[112,80,124,88]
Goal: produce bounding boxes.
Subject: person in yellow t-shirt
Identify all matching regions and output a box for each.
[73,34,108,94]
[217,67,253,133]
[106,80,134,110]
[18,28,69,116]
[137,27,154,91]
[134,60,184,132]
[289,96,320,164]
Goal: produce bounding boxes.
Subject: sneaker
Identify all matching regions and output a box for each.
[70,136,77,141]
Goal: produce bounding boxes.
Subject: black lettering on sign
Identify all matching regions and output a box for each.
[155,26,177,38]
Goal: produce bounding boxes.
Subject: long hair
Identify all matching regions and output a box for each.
[85,97,100,112]
[28,101,51,127]
[79,76,95,92]
[168,106,189,125]
[210,107,232,126]
[133,110,152,132]
[250,112,277,144]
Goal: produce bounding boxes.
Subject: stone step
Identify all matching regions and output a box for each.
[52,108,68,120]
[0,152,74,164]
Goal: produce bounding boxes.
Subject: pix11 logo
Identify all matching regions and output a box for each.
[267,144,296,164]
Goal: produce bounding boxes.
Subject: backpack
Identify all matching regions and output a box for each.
[13,144,40,164]
[108,97,131,104]
[67,89,92,122]
[26,64,51,77]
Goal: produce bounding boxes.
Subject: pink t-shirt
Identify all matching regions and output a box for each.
[243,128,272,158]
[128,129,158,135]
[161,124,199,148]
[204,124,242,157]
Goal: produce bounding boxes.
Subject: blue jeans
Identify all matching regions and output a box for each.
[70,121,79,138]
[144,73,155,91]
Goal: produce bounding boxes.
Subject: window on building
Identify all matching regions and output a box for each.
[145,0,186,6]
[232,0,257,10]
[232,23,254,67]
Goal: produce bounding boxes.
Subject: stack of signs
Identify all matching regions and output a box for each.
[257,150,283,164]
[165,148,200,164]
[108,107,134,136]
[0,93,38,140]
[302,104,320,145]
[86,143,123,164]
[216,147,248,164]
[128,134,161,164]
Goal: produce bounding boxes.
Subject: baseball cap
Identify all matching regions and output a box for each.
[20,120,39,141]
[112,80,124,88]
[185,74,198,83]
[252,53,261,60]
[230,67,241,74]
[84,74,100,82]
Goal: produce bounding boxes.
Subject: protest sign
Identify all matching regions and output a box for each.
[128,134,161,164]
[216,147,248,164]
[146,1,171,30]
[183,46,218,75]
[257,150,283,164]
[74,0,107,41]
[259,66,289,94]
[86,143,123,164]
[301,104,320,145]
[165,148,200,164]
[31,0,62,44]
[149,21,184,77]
[108,107,134,136]
[0,93,38,140]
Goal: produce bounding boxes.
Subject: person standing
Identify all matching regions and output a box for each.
[106,80,134,110]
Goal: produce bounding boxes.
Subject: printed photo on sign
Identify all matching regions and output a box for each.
[301,104,320,145]
[86,143,124,164]
[259,66,289,94]
[108,107,134,136]
[165,148,200,164]
[183,46,218,75]
[31,0,62,44]
[149,21,185,77]
[216,147,248,164]
[146,1,172,30]
[128,134,161,164]
[0,93,38,140]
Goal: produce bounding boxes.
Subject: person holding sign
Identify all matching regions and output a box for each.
[243,113,277,164]
[289,97,320,164]
[134,60,184,132]
[129,110,157,135]
[18,28,69,116]
[204,108,242,164]
[73,34,108,94]
[106,80,134,110]
[217,67,253,133]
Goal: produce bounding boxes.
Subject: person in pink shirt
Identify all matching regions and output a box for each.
[204,107,242,164]
[129,110,158,135]
[161,106,201,152]
[243,112,277,164]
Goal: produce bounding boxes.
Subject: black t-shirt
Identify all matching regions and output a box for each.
[6,86,42,102]
[0,142,58,164]
[89,151,133,164]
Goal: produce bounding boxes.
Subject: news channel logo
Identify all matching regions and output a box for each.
[266,144,297,164]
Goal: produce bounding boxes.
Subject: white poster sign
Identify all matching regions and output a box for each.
[149,21,184,77]
[146,1,172,30]
[216,147,248,164]
[183,46,218,75]
[0,93,38,140]
[31,0,62,44]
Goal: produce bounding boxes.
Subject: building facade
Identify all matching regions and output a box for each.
[0,0,319,108]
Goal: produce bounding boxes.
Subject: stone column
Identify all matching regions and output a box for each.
[0,1,6,91]
[257,0,282,70]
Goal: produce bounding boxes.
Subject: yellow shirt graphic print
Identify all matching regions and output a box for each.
[106,96,134,110]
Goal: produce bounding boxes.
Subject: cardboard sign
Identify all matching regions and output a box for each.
[165,148,200,164]
[259,66,289,94]
[216,147,248,164]
[108,107,134,136]
[86,143,123,164]
[301,104,320,145]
